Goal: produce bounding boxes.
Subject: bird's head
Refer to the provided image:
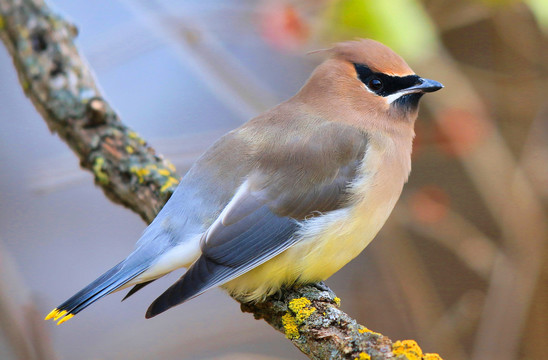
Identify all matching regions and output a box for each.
[297,39,443,134]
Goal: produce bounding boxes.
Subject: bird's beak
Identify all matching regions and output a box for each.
[404,78,444,94]
[386,77,443,106]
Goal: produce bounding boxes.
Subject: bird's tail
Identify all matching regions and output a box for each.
[45,259,149,325]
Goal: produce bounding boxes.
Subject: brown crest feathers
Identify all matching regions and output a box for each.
[329,39,414,76]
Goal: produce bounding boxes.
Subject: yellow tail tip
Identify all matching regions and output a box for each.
[45,309,60,321]
[56,314,74,325]
[53,310,67,321]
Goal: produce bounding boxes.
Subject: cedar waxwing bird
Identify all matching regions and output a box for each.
[45,39,442,324]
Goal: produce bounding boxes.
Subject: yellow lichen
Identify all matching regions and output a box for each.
[333,297,341,306]
[129,163,179,190]
[125,145,134,154]
[281,297,317,340]
[296,306,316,323]
[357,352,371,360]
[424,354,443,360]
[288,297,316,323]
[130,166,150,183]
[160,176,179,192]
[288,297,311,312]
[93,157,109,184]
[0,15,4,29]
[357,325,381,336]
[128,131,146,145]
[392,340,423,360]
[282,313,299,339]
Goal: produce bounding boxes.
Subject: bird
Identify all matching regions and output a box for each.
[45,39,442,325]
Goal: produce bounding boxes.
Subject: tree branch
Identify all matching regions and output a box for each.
[0,0,177,223]
[0,0,442,359]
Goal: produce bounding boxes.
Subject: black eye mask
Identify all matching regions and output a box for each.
[353,63,421,97]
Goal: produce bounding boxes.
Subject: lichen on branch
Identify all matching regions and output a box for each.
[242,284,442,359]
[0,0,178,223]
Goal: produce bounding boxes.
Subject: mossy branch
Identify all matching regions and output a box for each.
[0,0,442,359]
[0,0,178,223]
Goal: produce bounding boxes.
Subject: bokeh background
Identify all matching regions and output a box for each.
[1,0,548,359]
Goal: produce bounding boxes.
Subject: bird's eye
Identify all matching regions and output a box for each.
[368,78,383,92]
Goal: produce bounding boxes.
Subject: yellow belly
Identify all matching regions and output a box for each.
[223,183,402,301]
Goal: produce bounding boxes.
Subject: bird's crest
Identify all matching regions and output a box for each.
[330,39,414,77]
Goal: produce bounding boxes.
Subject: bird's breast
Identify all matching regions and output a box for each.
[292,133,410,279]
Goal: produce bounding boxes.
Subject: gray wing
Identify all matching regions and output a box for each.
[146,203,298,318]
[146,121,368,318]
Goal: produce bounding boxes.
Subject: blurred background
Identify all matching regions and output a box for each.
[1,0,548,359]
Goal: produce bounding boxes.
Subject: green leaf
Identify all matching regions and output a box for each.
[526,0,548,32]
[323,0,438,61]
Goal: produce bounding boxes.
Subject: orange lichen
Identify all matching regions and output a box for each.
[393,340,423,360]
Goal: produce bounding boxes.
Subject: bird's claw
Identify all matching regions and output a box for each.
[312,281,331,292]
